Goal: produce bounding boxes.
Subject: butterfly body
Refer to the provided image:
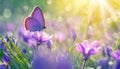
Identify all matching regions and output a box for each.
[25,6,45,31]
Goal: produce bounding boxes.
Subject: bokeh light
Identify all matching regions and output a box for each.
[3,8,11,18]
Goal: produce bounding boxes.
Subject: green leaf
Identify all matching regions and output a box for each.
[0,34,3,38]
[0,50,4,60]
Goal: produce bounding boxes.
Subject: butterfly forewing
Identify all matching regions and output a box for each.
[31,6,45,27]
[25,17,44,31]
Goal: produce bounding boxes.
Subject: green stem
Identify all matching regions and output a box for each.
[81,59,87,69]
[114,38,120,50]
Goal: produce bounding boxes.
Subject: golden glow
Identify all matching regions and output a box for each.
[53,0,120,23]
[75,0,120,23]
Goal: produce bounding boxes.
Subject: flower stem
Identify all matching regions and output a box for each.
[81,59,87,69]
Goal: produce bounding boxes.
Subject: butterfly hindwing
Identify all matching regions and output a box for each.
[25,17,44,31]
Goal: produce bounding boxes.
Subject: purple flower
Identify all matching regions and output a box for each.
[47,40,52,49]
[0,55,9,69]
[102,46,112,57]
[111,50,120,61]
[118,44,120,50]
[31,48,53,69]
[27,39,37,47]
[22,48,27,53]
[19,27,52,48]
[2,55,10,63]
[31,31,52,48]
[111,50,120,69]
[106,47,112,57]
[6,23,15,32]
[31,55,52,69]
[0,36,11,53]
[0,41,7,52]
[19,27,32,43]
[0,64,6,69]
[69,28,77,41]
[32,31,52,43]
[99,46,113,69]
[55,54,72,69]
[19,28,36,47]
[99,57,113,69]
[66,24,77,41]
[76,40,99,60]
[55,32,66,43]
[113,61,120,69]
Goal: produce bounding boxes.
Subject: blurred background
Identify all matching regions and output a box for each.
[0,0,120,45]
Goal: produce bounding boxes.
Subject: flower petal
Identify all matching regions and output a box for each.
[76,43,85,54]
[88,49,96,55]
[90,40,99,48]
[81,40,89,48]
[111,50,120,61]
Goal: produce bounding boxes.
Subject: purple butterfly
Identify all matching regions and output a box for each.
[25,6,46,31]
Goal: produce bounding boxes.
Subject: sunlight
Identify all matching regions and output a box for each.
[72,0,120,23]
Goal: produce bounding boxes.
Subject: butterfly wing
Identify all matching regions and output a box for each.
[31,6,45,28]
[25,6,45,31]
[25,17,44,31]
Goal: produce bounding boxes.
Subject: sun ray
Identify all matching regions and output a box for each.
[53,0,120,24]
[87,0,99,23]
[103,1,119,21]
